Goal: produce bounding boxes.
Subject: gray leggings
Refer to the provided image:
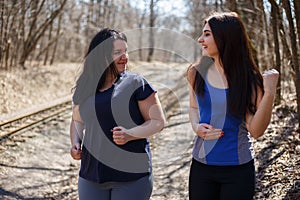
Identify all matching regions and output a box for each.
[78,175,153,200]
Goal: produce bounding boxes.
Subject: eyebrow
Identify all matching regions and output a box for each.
[113,48,127,52]
[203,30,211,33]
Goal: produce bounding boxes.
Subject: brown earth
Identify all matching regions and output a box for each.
[0,62,299,200]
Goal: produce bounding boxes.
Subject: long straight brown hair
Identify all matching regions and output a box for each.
[190,12,264,119]
[72,28,127,105]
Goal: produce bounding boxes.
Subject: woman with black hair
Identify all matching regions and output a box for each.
[187,12,279,200]
[70,28,165,200]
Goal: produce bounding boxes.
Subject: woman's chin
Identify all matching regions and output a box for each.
[202,51,208,56]
[117,66,126,73]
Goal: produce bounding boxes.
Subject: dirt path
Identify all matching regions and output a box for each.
[0,62,299,200]
[150,79,192,200]
[0,62,193,200]
[0,112,79,199]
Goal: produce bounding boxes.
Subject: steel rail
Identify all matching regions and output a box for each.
[0,95,72,139]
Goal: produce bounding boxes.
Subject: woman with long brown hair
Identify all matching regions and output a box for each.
[187,12,279,200]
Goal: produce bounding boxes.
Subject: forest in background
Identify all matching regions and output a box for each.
[0,0,299,128]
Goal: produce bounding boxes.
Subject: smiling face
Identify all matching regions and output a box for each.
[112,39,128,74]
[198,23,219,60]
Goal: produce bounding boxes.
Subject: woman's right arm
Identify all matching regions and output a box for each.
[246,69,279,139]
[188,78,201,134]
[69,104,84,160]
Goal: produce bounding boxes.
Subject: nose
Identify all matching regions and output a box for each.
[121,52,128,59]
[197,36,204,44]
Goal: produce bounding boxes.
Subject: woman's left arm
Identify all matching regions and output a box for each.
[112,92,165,145]
[246,69,279,139]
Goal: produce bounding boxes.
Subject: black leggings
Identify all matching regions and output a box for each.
[189,158,255,200]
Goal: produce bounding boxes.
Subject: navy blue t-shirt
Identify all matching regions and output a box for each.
[76,71,156,183]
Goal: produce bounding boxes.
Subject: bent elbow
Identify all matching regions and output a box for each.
[247,123,268,139]
[158,118,165,131]
[153,118,165,133]
[249,130,264,139]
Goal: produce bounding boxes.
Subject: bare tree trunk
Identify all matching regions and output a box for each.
[63,1,76,61]
[226,0,238,12]
[294,0,300,54]
[282,0,300,128]
[185,0,204,61]
[110,0,116,27]
[43,21,53,65]
[85,0,93,52]
[1,0,152,69]
[138,1,147,61]
[19,0,44,67]
[249,0,259,67]
[269,0,281,105]
[237,0,259,67]
[96,0,102,25]
[16,0,26,68]
[99,0,105,26]
[75,9,84,61]
[103,0,109,25]
[5,42,10,70]
[10,2,22,69]
[257,0,270,70]
[147,0,155,62]
[18,0,67,67]
[219,0,224,10]
[50,13,62,65]
[35,38,56,61]
[0,0,4,68]
[2,1,19,70]
[275,2,294,95]
[194,0,202,61]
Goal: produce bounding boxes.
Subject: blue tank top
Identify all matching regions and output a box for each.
[192,80,254,166]
[77,71,155,183]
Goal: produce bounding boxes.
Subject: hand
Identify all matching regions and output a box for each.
[263,69,279,96]
[70,143,82,160]
[196,123,224,140]
[112,126,133,145]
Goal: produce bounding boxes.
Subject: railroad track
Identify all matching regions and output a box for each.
[0,62,188,141]
[0,95,72,139]
[0,63,191,199]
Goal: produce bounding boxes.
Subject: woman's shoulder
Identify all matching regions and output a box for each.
[117,71,151,90]
[124,71,148,82]
[187,63,197,74]
[118,71,154,94]
[125,71,142,77]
